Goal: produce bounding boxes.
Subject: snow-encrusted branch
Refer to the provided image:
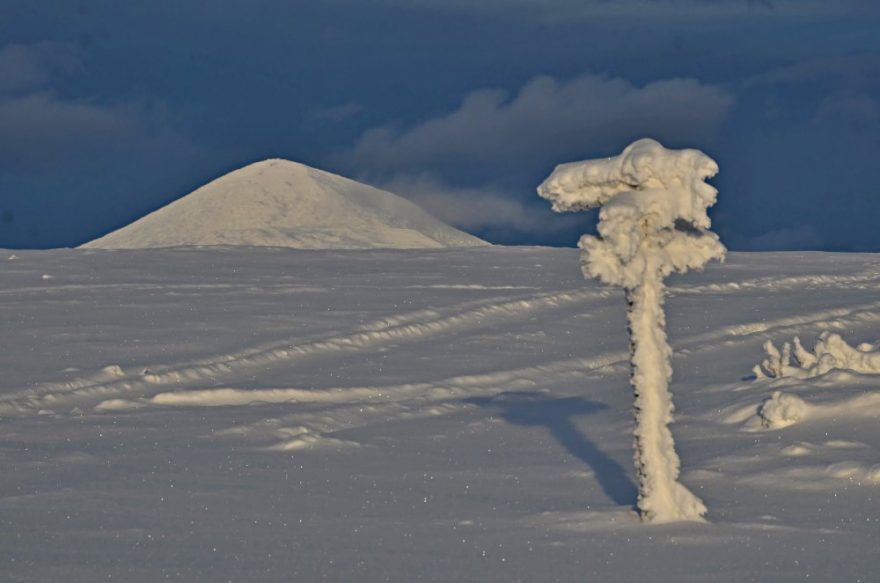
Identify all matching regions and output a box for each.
[754,332,880,380]
[539,138,725,289]
[538,138,725,523]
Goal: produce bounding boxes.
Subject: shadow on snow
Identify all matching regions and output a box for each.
[464,391,637,508]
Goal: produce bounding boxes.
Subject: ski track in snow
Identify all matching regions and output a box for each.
[5,253,880,456]
[0,288,612,415]
[0,282,327,296]
[667,265,880,296]
[99,292,880,452]
[6,267,880,427]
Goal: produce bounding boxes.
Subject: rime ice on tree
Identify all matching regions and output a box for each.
[538,138,725,522]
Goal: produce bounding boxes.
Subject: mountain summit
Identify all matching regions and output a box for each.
[81,159,488,250]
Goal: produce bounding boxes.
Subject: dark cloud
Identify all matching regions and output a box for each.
[341,74,734,183]
[0,42,80,95]
[744,54,880,88]
[0,0,877,249]
[380,173,586,238]
[339,0,868,20]
[335,73,733,245]
[741,55,880,125]
[0,41,200,248]
[0,93,139,166]
[306,102,365,125]
[740,226,824,251]
[712,53,880,251]
[0,42,192,170]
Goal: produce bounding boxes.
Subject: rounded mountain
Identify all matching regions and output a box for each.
[82,159,488,250]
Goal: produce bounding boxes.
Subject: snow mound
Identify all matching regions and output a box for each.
[747,390,880,430]
[758,391,809,429]
[268,426,361,451]
[81,159,488,250]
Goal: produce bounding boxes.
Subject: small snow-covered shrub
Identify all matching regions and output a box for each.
[758,391,809,429]
[754,332,880,380]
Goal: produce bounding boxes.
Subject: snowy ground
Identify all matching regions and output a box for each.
[1,246,878,582]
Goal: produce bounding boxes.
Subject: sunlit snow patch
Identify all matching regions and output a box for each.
[267,426,362,451]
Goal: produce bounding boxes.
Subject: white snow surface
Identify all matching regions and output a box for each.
[81,159,488,250]
[1,246,879,581]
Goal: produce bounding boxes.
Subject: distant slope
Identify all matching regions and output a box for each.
[81,159,488,250]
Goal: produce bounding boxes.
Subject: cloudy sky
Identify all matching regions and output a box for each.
[1,0,879,249]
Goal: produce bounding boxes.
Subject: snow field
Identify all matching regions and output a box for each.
[0,247,878,581]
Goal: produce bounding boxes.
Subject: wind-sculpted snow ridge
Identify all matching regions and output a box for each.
[741,461,880,488]
[754,332,880,379]
[0,288,602,416]
[94,351,633,453]
[95,350,629,412]
[539,139,724,523]
[81,159,487,250]
[8,279,879,420]
[669,266,880,296]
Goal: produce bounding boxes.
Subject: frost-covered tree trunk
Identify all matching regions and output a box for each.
[626,268,706,521]
[538,138,725,522]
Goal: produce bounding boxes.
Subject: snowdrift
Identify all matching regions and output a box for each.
[81,159,488,250]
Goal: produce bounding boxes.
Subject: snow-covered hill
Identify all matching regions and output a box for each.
[1,247,878,581]
[81,159,487,250]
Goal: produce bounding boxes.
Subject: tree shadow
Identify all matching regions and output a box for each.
[464,391,637,508]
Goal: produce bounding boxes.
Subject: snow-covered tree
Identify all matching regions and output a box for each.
[755,332,880,380]
[537,138,725,522]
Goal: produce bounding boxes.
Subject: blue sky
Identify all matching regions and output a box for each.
[1,0,879,249]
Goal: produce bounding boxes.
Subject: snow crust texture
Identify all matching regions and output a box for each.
[81,159,488,250]
[539,138,725,523]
